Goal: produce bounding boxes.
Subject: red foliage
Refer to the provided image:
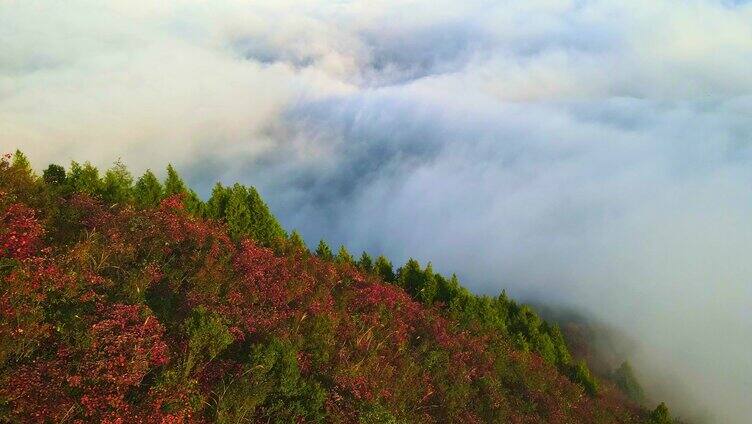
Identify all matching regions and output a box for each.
[1,303,172,423]
[69,193,114,230]
[0,170,648,423]
[1,203,44,259]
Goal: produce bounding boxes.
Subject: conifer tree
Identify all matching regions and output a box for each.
[11,150,33,176]
[225,184,252,240]
[183,189,204,216]
[246,186,286,246]
[374,255,395,283]
[205,183,230,220]
[5,150,37,195]
[550,324,572,366]
[649,403,671,424]
[42,164,66,186]
[536,333,558,365]
[398,258,425,297]
[315,240,333,261]
[101,160,133,205]
[220,183,285,245]
[67,161,102,195]
[288,230,307,253]
[436,273,462,305]
[163,164,187,197]
[336,245,354,264]
[133,170,163,208]
[613,361,645,403]
[418,262,438,305]
[162,164,203,213]
[358,252,373,272]
[570,360,598,396]
[183,307,234,379]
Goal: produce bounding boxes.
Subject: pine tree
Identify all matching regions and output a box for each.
[336,245,354,264]
[358,252,373,272]
[220,183,285,245]
[398,258,425,297]
[418,262,438,305]
[11,150,33,176]
[288,230,308,253]
[649,403,671,424]
[569,360,598,396]
[246,186,286,246]
[315,240,333,261]
[205,183,230,220]
[183,188,204,216]
[374,255,395,283]
[613,361,645,403]
[101,160,133,205]
[133,170,163,208]
[42,164,66,185]
[183,307,234,379]
[550,324,572,366]
[67,161,102,195]
[163,164,187,197]
[225,184,252,240]
[5,150,37,195]
[436,273,462,305]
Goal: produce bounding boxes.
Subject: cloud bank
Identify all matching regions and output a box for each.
[3,1,752,421]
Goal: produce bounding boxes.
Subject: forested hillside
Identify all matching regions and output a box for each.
[0,151,673,423]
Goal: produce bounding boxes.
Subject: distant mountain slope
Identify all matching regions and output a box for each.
[0,151,672,423]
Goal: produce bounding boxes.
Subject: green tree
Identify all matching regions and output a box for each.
[42,164,66,186]
[418,262,438,305]
[549,324,572,366]
[435,274,461,305]
[398,258,425,297]
[535,333,557,365]
[10,150,37,191]
[11,150,33,177]
[288,230,307,253]
[246,186,286,246]
[183,307,234,379]
[206,182,231,220]
[184,189,204,215]
[570,360,598,396]
[67,161,102,195]
[133,170,163,208]
[613,361,644,403]
[358,252,373,273]
[163,164,187,197]
[336,245,354,264]
[5,150,38,206]
[374,256,395,283]
[649,403,671,424]
[213,338,325,423]
[315,240,333,261]
[162,164,203,214]
[223,183,284,245]
[226,184,252,240]
[100,160,133,205]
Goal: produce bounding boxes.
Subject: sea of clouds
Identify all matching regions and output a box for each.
[2,1,752,421]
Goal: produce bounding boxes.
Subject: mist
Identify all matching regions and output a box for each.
[3,1,752,421]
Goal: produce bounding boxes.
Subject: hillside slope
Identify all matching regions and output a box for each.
[0,152,671,423]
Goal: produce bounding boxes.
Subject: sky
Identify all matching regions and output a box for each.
[2,1,752,421]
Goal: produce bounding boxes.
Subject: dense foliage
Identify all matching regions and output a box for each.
[1,152,672,423]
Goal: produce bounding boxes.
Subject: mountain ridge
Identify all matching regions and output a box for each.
[0,151,673,423]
